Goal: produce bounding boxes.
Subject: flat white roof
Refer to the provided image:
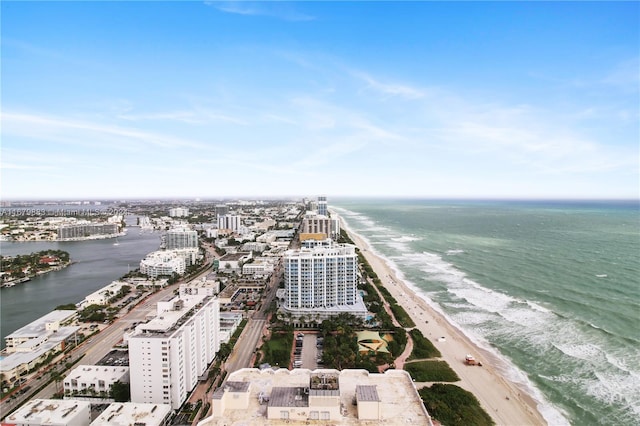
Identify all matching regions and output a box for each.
[134,294,209,335]
[1,326,80,371]
[5,310,76,340]
[91,402,172,426]
[203,368,432,425]
[65,365,129,383]
[5,399,91,425]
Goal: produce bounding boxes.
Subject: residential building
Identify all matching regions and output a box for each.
[80,281,129,308]
[282,240,367,324]
[4,399,91,426]
[127,293,220,409]
[299,212,339,241]
[140,249,198,279]
[317,195,328,217]
[57,222,118,240]
[202,368,433,425]
[217,215,241,232]
[165,228,198,250]
[169,207,190,218]
[63,365,129,401]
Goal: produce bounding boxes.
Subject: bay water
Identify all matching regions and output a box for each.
[333,199,639,425]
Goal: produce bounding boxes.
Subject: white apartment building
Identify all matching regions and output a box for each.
[282,240,367,324]
[317,195,328,216]
[217,215,241,232]
[140,251,186,278]
[169,207,190,218]
[128,292,220,409]
[63,365,129,401]
[165,228,198,250]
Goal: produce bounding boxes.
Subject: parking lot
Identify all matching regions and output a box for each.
[292,332,322,369]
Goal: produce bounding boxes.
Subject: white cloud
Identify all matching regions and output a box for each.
[209,1,315,22]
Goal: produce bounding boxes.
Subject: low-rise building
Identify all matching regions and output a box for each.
[80,281,129,307]
[63,365,129,402]
[1,311,79,384]
[4,399,91,426]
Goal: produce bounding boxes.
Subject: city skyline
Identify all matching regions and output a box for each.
[2,1,638,200]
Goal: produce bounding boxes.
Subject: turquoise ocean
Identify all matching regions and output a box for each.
[332,199,639,426]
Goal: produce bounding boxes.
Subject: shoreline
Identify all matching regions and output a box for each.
[338,214,548,426]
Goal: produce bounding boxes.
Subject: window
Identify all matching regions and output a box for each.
[280,411,289,420]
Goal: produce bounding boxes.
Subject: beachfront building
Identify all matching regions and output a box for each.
[201,368,433,425]
[1,311,80,385]
[281,240,367,325]
[63,365,129,402]
[127,291,220,409]
[57,222,119,240]
[169,207,190,218]
[299,212,340,241]
[4,399,91,426]
[165,228,198,250]
[90,402,172,426]
[317,195,328,217]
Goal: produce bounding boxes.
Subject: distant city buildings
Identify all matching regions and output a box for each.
[214,204,229,217]
[139,249,198,278]
[168,207,190,218]
[317,195,328,217]
[127,290,220,409]
[165,227,198,250]
[282,240,367,325]
[217,215,241,233]
[57,222,119,240]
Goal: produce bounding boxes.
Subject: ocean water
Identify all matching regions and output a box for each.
[332,199,639,426]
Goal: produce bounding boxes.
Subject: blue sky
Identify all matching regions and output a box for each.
[2,1,638,200]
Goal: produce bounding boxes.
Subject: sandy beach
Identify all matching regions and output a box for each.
[341,218,547,426]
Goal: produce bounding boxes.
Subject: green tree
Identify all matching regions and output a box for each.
[111,381,130,402]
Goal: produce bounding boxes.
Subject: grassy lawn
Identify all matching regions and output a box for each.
[419,383,494,426]
[408,328,441,359]
[405,360,460,382]
[261,331,293,367]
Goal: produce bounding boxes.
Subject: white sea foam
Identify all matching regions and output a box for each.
[391,235,421,242]
[445,249,465,255]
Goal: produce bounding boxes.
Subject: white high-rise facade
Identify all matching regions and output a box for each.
[165,228,198,249]
[283,240,366,323]
[217,215,241,232]
[128,291,220,409]
[317,195,328,217]
[169,207,190,217]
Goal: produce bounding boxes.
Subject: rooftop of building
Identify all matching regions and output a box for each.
[90,402,172,426]
[5,310,76,339]
[1,326,80,371]
[4,399,91,424]
[132,293,215,337]
[202,368,432,426]
[220,252,251,261]
[64,365,129,383]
